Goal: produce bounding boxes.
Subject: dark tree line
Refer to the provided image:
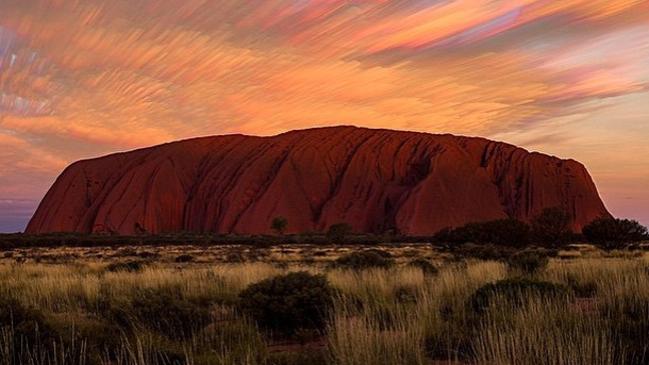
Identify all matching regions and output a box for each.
[434,207,648,249]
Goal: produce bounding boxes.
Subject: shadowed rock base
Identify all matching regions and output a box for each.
[27,126,610,235]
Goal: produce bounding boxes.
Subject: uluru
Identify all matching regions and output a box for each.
[26,126,610,235]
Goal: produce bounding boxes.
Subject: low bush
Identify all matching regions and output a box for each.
[334,251,395,270]
[225,252,245,263]
[583,217,648,249]
[238,272,333,336]
[506,250,549,276]
[469,278,570,315]
[434,218,530,247]
[407,258,439,276]
[449,243,516,261]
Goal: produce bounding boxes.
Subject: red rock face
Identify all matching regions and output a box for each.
[26,126,610,235]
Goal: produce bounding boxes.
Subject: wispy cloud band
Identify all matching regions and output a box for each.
[1,0,648,230]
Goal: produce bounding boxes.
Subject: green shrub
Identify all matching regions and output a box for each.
[506,250,549,275]
[469,278,570,315]
[105,260,145,272]
[408,258,439,276]
[334,251,395,270]
[238,272,333,336]
[583,217,648,249]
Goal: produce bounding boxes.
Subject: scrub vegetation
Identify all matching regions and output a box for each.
[0,240,648,365]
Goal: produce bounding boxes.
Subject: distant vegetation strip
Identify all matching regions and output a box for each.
[0,217,649,250]
[1,214,647,250]
[0,232,439,249]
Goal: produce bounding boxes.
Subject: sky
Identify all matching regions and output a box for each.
[0,0,648,232]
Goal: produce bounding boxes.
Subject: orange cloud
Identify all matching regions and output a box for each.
[1,0,649,230]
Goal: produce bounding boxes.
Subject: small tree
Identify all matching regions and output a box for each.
[531,207,572,247]
[327,222,352,243]
[583,217,648,249]
[271,216,288,235]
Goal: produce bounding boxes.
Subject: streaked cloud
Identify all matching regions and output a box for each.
[1,0,648,230]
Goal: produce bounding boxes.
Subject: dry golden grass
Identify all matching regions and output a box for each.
[0,246,647,364]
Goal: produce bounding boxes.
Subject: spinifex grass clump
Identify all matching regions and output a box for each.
[238,271,334,337]
[0,297,55,346]
[473,298,616,365]
[469,278,570,315]
[600,293,649,364]
[127,286,211,340]
[0,297,91,365]
[565,273,598,298]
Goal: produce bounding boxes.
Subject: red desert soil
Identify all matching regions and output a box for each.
[27,126,610,235]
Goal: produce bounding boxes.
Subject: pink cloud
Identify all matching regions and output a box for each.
[1,0,649,230]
